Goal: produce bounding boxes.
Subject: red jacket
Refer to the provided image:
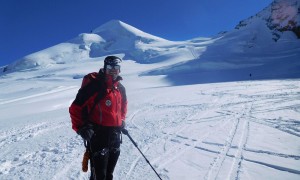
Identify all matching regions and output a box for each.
[69,72,127,132]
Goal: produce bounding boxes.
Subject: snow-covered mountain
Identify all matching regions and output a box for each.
[236,0,300,40]
[1,0,299,84]
[69,20,176,63]
[147,0,300,84]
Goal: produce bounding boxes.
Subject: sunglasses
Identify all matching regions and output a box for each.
[106,65,120,70]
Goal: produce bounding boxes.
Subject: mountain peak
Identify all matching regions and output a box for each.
[93,20,126,32]
[92,20,166,41]
[234,0,300,40]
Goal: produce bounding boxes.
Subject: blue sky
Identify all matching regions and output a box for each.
[0,0,273,66]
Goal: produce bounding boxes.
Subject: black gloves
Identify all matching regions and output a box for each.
[121,121,128,135]
[78,122,128,140]
[77,124,94,142]
[121,120,126,129]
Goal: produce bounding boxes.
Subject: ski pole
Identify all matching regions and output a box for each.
[122,129,162,180]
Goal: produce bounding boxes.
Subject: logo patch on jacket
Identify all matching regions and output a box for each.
[105,100,112,107]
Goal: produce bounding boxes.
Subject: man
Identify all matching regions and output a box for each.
[69,56,127,180]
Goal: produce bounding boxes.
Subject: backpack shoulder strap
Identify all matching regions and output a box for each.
[117,82,127,102]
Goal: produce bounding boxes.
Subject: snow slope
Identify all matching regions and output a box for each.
[0,59,299,180]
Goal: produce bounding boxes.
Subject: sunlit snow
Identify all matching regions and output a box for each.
[0,1,299,179]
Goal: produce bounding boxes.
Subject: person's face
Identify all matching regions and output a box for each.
[105,65,120,78]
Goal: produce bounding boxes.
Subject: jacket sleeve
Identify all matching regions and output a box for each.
[69,103,85,132]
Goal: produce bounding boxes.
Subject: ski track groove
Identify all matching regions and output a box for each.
[127,105,156,131]
[229,104,252,180]
[0,86,77,105]
[204,101,253,180]
[128,92,244,178]
[243,158,300,175]
[204,116,240,180]
[124,97,224,178]
[125,85,300,179]
[244,148,300,160]
[148,97,226,169]
[154,117,231,170]
[151,96,237,170]
[248,116,300,138]
[125,108,192,178]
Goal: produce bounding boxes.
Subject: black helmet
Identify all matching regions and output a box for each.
[104,56,122,66]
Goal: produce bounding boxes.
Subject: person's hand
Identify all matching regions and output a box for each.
[120,121,128,135]
[121,128,128,135]
[77,124,94,142]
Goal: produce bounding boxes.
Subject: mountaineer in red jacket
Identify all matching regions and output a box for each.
[69,56,127,180]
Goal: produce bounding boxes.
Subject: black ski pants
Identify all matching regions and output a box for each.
[89,126,121,180]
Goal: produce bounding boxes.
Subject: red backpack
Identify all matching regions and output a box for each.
[81,72,99,88]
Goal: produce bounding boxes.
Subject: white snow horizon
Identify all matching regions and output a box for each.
[0,0,300,179]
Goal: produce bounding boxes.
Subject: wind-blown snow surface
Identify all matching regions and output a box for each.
[0,58,299,180]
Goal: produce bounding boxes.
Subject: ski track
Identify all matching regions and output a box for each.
[204,104,246,180]
[228,104,251,180]
[153,97,224,165]
[124,93,231,178]
[121,84,300,179]
[124,104,204,179]
[154,113,231,170]
[0,86,77,105]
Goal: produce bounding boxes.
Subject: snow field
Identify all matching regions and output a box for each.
[0,60,299,180]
